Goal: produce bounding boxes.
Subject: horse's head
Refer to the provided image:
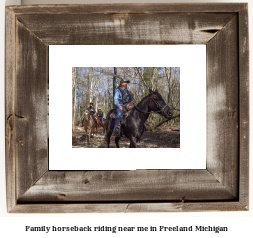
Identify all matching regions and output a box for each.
[83,110,90,122]
[148,89,173,120]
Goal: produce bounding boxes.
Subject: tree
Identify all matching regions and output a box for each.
[72,67,77,131]
[113,67,117,107]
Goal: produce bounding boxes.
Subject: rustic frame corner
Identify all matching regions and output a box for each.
[5,3,249,213]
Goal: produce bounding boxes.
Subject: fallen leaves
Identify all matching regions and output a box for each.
[72,125,180,148]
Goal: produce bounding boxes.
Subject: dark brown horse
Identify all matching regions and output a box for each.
[105,89,173,148]
[94,115,106,135]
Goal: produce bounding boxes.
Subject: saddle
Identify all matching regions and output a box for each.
[110,103,135,118]
[110,102,135,126]
[124,102,135,112]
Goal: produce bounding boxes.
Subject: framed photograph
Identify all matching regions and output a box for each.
[5,4,249,212]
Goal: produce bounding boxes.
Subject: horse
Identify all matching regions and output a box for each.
[94,115,106,135]
[82,110,95,143]
[105,89,173,148]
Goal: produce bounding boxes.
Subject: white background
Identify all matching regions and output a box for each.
[1,0,252,237]
[49,45,206,170]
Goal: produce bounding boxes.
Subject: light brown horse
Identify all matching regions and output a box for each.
[82,110,95,143]
[94,115,106,135]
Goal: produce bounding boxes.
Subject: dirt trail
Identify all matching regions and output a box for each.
[72,125,180,148]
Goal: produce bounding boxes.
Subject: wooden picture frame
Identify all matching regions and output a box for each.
[5,3,249,213]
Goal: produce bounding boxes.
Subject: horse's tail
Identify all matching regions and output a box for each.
[103,112,110,143]
[106,109,115,129]
[104,109,115,146]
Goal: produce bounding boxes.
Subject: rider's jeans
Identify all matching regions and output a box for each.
[114,105,125,129]
[99,117,104,124]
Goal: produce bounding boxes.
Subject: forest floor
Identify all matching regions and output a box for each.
[72,124,180,148]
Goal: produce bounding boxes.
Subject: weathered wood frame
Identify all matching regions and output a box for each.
[5,4,249,213]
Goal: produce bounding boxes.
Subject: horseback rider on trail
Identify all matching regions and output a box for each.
[87,102,97,127]
[113,78,133,136]
[97,108,104,126]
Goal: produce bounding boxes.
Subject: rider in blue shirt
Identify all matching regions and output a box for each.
[113,79,133,136]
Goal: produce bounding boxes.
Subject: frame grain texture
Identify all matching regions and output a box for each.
[5,3,249,213]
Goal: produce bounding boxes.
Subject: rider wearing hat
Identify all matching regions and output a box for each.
[113,78,133,136]
[87,102,97,127]
[97,108,104,126]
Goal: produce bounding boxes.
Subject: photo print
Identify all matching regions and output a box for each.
[72,67,180,149]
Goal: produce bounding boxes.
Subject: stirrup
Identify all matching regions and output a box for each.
[113,127,120,136]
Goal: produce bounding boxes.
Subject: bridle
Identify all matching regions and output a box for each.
[149,95,171,117]
[83,111,91,122]
[83,113,89,122]
[134,94,171,117]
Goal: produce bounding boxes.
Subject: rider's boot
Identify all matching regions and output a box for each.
[113,125,121,136]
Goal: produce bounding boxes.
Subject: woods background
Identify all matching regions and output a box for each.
[72,67,180,131]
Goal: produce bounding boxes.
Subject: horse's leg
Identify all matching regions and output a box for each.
[90,125,93,138]
[107,130,112,148]
[106,124,114,148]
[103,119,106,134]
[115,136,121,148]
[105,118,113,148]
[98,122,101,133]
[94,119,97,136]
[129,136,137,148]
[93,123,96,136]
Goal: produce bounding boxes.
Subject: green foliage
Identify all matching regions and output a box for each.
[151,127,161,132]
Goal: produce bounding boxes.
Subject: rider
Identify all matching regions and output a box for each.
[97,108,104,126]
[87,102,97,127]
[113,78,133,136]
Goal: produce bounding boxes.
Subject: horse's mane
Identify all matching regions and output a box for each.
[135,90,163,111]
[136,93,152,109]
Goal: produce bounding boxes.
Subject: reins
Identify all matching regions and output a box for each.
[132,95,176,116]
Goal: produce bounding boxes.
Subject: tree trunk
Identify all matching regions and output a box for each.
[89,67,94,103]
[95,95,98,112]
[72,68,77,131]
[81,70,84,108]
[86,68,90,105]
[151,67,157,91]
[104,91,107,115]
[107,75,111,109]
[113,67,117,107]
